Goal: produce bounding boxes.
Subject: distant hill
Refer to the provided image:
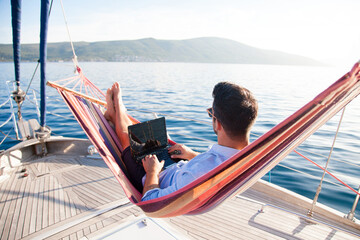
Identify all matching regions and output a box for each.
[0,37,322,65]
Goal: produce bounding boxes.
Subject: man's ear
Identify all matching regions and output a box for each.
[215,119,222,132]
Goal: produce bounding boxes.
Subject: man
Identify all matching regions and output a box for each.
[104,82,258,201]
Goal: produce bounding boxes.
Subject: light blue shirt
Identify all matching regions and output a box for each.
[141,144,239,201]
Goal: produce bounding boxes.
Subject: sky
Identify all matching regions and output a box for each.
[0,0,359,66]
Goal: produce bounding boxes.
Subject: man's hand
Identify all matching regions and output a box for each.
[142,154,164,196]
[142,154,164,175]
[168,143,199,160]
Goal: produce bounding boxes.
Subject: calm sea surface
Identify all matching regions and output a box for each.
[1,62,359,216]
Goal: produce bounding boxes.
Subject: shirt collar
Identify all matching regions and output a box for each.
[209,144,239,158]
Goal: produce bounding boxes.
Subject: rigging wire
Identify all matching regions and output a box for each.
[276,163,343,187]
[296,149,360,197]
[48,0,54,16]
[0,98,10,108]
[19,61,40,109]
[0,115,14,129]
[296,146,360,168]
[59,0,77,61]
[0,127,17,143]
[46,111,76,121]
[305,107,357,216]
[317,107,346,187]
[19,0,54,102]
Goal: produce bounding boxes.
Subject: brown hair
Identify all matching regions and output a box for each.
[212,82,258,140]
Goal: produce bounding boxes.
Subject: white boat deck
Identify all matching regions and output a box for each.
[1,140,360,240]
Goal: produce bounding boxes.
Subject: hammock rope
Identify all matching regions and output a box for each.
[59,0,76,61]
[47,61,360,218]
[58,0,106,102]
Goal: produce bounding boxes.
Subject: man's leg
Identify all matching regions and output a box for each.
[105,83,145,192]
[121,147,145,192]
[112,82,133,149]
[104,82,133,149]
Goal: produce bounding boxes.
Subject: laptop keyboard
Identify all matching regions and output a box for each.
[153,148,172,161]
[136,147,174,167]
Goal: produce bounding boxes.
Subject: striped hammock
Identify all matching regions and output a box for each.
[47,62,360,218]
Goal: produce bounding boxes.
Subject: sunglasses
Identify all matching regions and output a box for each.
[207,107,216,119]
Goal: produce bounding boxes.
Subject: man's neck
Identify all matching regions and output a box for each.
[215,123,249,150]
[218,137,249,150]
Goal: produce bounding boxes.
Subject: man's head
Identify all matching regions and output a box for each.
[211,82,258,141]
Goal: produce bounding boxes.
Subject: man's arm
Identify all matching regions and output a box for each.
[141,154,164,196]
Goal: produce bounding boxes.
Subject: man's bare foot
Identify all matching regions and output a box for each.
[112,82,126,113]
[109,82,133,149]
[104,87,116,122]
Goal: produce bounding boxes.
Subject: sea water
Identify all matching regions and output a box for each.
[1,62,359,216]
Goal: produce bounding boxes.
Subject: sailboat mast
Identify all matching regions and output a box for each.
[11,0,25,122]
[11,0,21,89]
[40,0,50,128]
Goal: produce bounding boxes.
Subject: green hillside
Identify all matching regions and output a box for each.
[0,37,322,65]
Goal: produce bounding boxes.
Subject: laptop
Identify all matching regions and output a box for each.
[128,117,176,167]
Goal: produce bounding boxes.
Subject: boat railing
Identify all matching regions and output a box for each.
[0,98,17,145]
[1,80,45,144]
[347,186,360,221]
[0,81,20,143]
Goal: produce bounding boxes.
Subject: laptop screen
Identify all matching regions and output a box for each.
[128,117,168,157]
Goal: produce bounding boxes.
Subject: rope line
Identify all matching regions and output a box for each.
[294,108,360,198]
[0,98,10,108]
[295,150,360,197]
[0,127,17,144]
[73,79,82,91]
[55,76,79,85]
[19,61,40,109]
[59,0,76,60]
[297,146,360,168]
[308,107,346,213]
[0,114,14,128]
[46,111,76,121]
[322,108,346,179]
[276,163,342,187]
